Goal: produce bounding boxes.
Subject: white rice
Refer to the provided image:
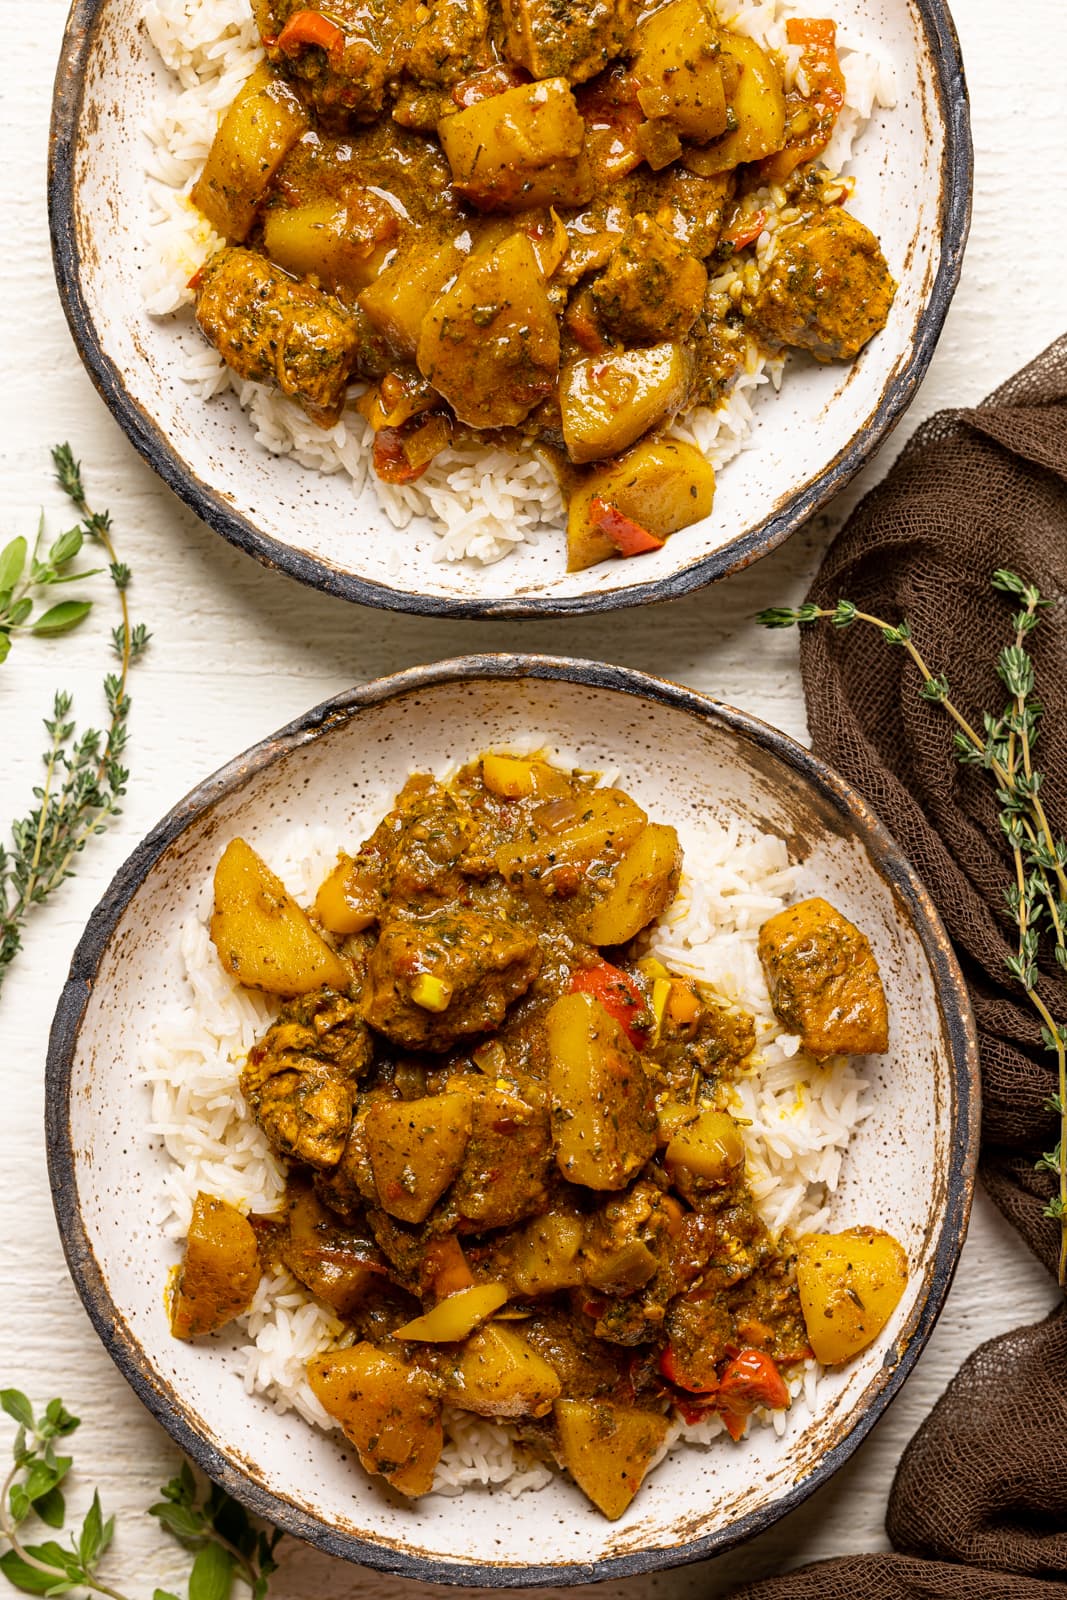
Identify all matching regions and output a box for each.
[145,762,873,1498]
[139,0,895,564]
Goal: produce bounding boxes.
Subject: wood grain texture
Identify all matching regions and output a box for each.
[1,0,1063,1593]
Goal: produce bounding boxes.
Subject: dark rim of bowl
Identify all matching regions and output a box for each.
[46,655,981,1585]
[48,2,972,618]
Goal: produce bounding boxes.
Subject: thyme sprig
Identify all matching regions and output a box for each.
[759,574,1067,1285]
[0,1391,283,1600]
[0,448,150,989]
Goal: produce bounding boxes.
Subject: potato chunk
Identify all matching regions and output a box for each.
[364,1091,473,1223]
[445,1324,561,1417]
[262,192,398,296]
[495,787,648,886]
[566,437,715,572]
[577,823,681,944]
[554,1399,669,1519]
[437,79,592,211]
[631,0,727,143]
[358,236,466,361]
[209,837,351,995]
[590,216,707,344]
[192,62,309,241]
[307,1345,443,1497]
[446,1076,553,1230]
[171,1193,261,1340]
[546,993,657,1190]
[686,34,786,173]
[498,0,637,85]
[417,233,561,428]
[506,1211,585,1294]
[757,896,889,1058]
[796,1229,908,1365]
[560,344,691,464]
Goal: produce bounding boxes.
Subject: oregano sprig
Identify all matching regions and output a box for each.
[0,1391,284,1600]
[0,448,150,990]
[759,574,1067,1284]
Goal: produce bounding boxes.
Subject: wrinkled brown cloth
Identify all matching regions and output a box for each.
[732,336,1067,1599]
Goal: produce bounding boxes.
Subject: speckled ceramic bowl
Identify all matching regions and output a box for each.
[50,0,971,616]
[47,658,979,1582]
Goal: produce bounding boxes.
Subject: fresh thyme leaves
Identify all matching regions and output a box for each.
[0,449,150,991]
[759,574,1067,1285]
[0,1391,284,1600]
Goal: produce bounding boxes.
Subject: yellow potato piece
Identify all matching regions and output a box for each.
[358,236,465,361]
[554,1399,670,1519]
[688,34,786,174]
[577,823,681,944]
[445,1324,562,1418]
[495,787,647,883]
[560,345,691,464]
[507,1211,585,1294]
[307,1344,443,1497]
[796,1228,908,1366]
[546,993,657,1190]
[364,1092,473,1224]
[664,1107,744,1183]
[170,1192,261,1340]
[393,1282,509,1342]
[313,853,377,935]
[210,837,351,995]
[566,437,715,571]
[632,0,727,143]
[437,78,590,211]
[192,62,309,241]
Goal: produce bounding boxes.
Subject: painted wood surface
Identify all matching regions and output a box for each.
[0,0,1063,1594]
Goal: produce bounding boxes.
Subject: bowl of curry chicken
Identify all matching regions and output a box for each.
[51,0,969,612]
[48,657,978,1579]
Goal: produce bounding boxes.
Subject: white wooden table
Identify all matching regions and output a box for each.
[1,1,1063,1594]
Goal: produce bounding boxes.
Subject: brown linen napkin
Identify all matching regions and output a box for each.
[731,336,1067,1598]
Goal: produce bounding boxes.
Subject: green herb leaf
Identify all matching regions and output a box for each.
[48,528,83,568]
[0,537,27,594]
[0,1552,61,1596]
[148,1501,208,1544]
[0,1392,34,1431]
[78,1492,105,1570]
[33,1488,66,1530]
[30,601,92,638]
[188,1540,234,1600]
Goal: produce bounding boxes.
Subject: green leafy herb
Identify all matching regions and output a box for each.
[0,1393,283,1600]
[0,448,151,991]
[758,574,1067,1284]
[0,502,104,655]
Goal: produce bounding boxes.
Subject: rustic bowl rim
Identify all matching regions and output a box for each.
[46,655,981,1585]
[48,0,972,618]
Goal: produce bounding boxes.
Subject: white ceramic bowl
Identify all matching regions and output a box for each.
[49,0,971,616]
[48,658,979,1583]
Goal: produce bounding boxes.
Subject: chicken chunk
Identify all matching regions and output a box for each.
[498,0,638,85]
[747,205,896,362]
[757,896,889,1058]
[361,908,542,1050]
[241,990,373,1168]
[590,215,707,343]
[417,234,561,428]
[194,247,385,427]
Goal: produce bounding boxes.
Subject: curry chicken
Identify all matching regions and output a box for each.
[186,0,896,569]
[170,754,907,1518]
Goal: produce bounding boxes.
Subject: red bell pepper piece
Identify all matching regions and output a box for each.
[589,498,665,558]
[276,9,345,57]
[569,960,649,1048]
[716,1348,791,1438]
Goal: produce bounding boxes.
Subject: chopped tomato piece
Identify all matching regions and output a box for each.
[589,498,665,558]
[569,960,649,1048]
[276,9,345,56]
[721,1408,748,1441]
